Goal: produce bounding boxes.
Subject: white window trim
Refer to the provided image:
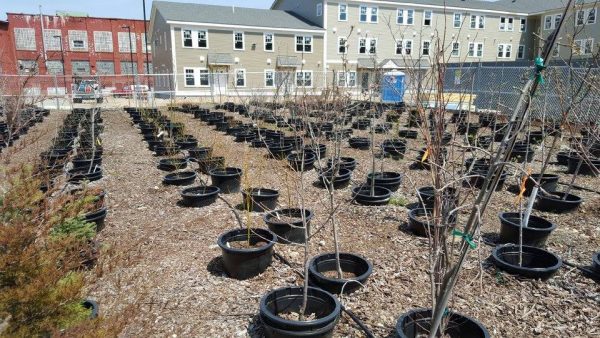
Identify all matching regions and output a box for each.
[453,13,462,28]
[397,8,415,25]
[423,10,433,26]
[499,17,514,32]
[316,3,323,17]
[233,31,245,51]
[517,45,525,59]
[404,39,413,55]
[359,5,368,22]
[348,71,357,87]
[338,3,348,21]
[366,37,377,55]
[451,41,460,57]
[543,15,552,30]
[198,68,210,87]
[519,18,527,32]
[359,5,378,23]
[588,8,597,24]
[395,39,403,55]
[295,34,313,54]
[577,8,597,26]
[263,32,274,52]
[234,68,246,87]
[497,44,512,59]
[184,67,197,87]
[182,29,193,48]
[574,38,594,55]
[197,29,209,49]
[421,40,431,56]
[296,70,313,88]
[264,69,275,88]
[468,42,484,58]
[337,36,347,54]
[470,15,485,30]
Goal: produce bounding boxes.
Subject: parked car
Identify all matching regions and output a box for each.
[73,80,103,103]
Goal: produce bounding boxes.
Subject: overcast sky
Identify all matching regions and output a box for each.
[1,0,273,20]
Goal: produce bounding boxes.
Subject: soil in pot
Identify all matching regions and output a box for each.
[308,252,373,294]
[534,192,582,213]
[259,286,341,338]
[180,186,220,207]
[210,167,243,193]
[242,188,279,212]
[498,212,557,247]
[218,228,277,280]
[263,208,313,244]
[158,158,188,171]
[491,244,562,280]
[163,171,197,186]
[396,308,490,338]
[352,185,392,206]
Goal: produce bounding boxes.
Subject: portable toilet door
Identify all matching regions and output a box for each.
[381,71,405,103]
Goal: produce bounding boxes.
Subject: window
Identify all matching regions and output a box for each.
[337,71,346,87]
[520,18,527,32]
[235,69,246,87]
[118,32,136,52]
[423,10,433,26]
[43,29,62,51]
[453,13,462,28]
[338,37,347,54]
[588,8,597,24]
[96,61,115,75]
[14,28,36,50]
[141,33,150,52]
[94,31,113,52]
[554,14,562,29]
[143,62,153,74]
[120,61,137,75]
[577,9,597,25]
[264,33,274,51]
[395,40,403,55]
[234,32,244,50]
[468,42,484,57]
[296,35,313,53]
[185,68,195,86]
[265,70,275,87]
[199,69,209,86]
[422,40,430,56]
[348,71,356,87]
[17,60,38,74]
[68,30,88,51]
[356,38,376,54]
[552,45,560,57]
[451,41,460,57]
[296,71,312,87]
[337,71,357,87]
[395,40,413,55]
[544,16,552,30]
[198,30,208,48]
[404,40,412,55]
[575,38,594,55]
[360,5,377,23]
[397,9,414,25]
[470,15,485,29]
[183,30,193,47]
[72,60,91,75]
[316,3,322,17]
[497,44,512,58]
[517,45,525,59]
[339,3,347,21]
[500,17,514,31]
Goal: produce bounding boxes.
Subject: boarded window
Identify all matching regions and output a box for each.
[96,61,115,75]
[94,31,113,52]
[17,60,38,74]
[68,30,88,51]
[118,32,137,53]
[120,61,138,74]
[143,62,153,74]
[14,28,36,50]
[43,29,62,51]
[141,33,150,52]
[46,60,64,75]
[71,61,91,75]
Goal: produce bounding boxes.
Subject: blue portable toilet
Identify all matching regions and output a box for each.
[381,71,405,104]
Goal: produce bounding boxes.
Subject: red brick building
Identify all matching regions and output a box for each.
[0,12,152,94]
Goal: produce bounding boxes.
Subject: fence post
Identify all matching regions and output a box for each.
[52,74,60,110]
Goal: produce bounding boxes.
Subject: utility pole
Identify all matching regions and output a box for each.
[142,0,150,75]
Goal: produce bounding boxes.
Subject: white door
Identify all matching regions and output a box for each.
[212,68,228,95]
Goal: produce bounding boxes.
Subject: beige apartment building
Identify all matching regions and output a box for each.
[150,0,598,97]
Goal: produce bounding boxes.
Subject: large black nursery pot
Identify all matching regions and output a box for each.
[242,188,279,212]
[327,157,356,172]
[318,168,352,189]
[268,143,294,160]
[71,156,102,170]
[68,167,103,183]
[158,157,188,171]
[417,186,457,210]
[407,208,455,237]
[491,244,562,280]
[308,252,373,294]
[498,212,556,247]
[84,206,108,231]
[218,228,277,280]
[180,186,220,207]
[366,171,402,192]
[287,152,316,171]
[398,129,418,139]
[351,185,392,206]
[523,173,559,196]
[567,155,600,176]
[198,156,225,174]
[381,139,407,158]
[395,308,490,338]
[348,137,370,150]
[509,142,535,163]
[154,145,180,157]
[264,208,313,244]
[163,171,197,186]
[210,167,242,193]
[535,192,582,213]
[465,169,507,191]
[259,286,341,338]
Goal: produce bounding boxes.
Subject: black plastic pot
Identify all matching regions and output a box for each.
[84,207,108,231]
[352,185,392,206]
[556,151,570,165]
[147,139,164,151]
[567,155,600,176]
[242,188,279,212]
[72,156,102,170]
[180,186,220,207]
[308,252,373,294]
[163,171,197,186]
[491,244,562,280]
[593,252,600,274]
[525,131,544,145]
[155,145,180,157]
[287,152,316,171]
[395,308,490,338]
[198,156,225,174]
[381,140,406,158]
[509,145,534,163]
[264,208,313,244]
[398,129,418,139]
[175,137,198,149]
[68,167,103,183]
[407,208,455,237]
[498,212,556,247]
[348,137,370,150]
[268,143,294,160]
[210,167,243,193]
[535,192,582,213]
[326,157,357,172]
[417,186,457,210]
[158,158,188,171]
[259,286,341,338]
[218,228,277,280]
[318,168,352,189]
[304,144,327,159]
[366,171,402,192]
[465,169,507,191]
[82,299,99,319]
[523,173,559,196]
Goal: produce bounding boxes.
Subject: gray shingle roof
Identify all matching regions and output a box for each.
[208,53,234,65]
[153,1,323,31]
[277,56,301,67]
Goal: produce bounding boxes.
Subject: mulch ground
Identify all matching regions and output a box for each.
[6,106,598,337]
